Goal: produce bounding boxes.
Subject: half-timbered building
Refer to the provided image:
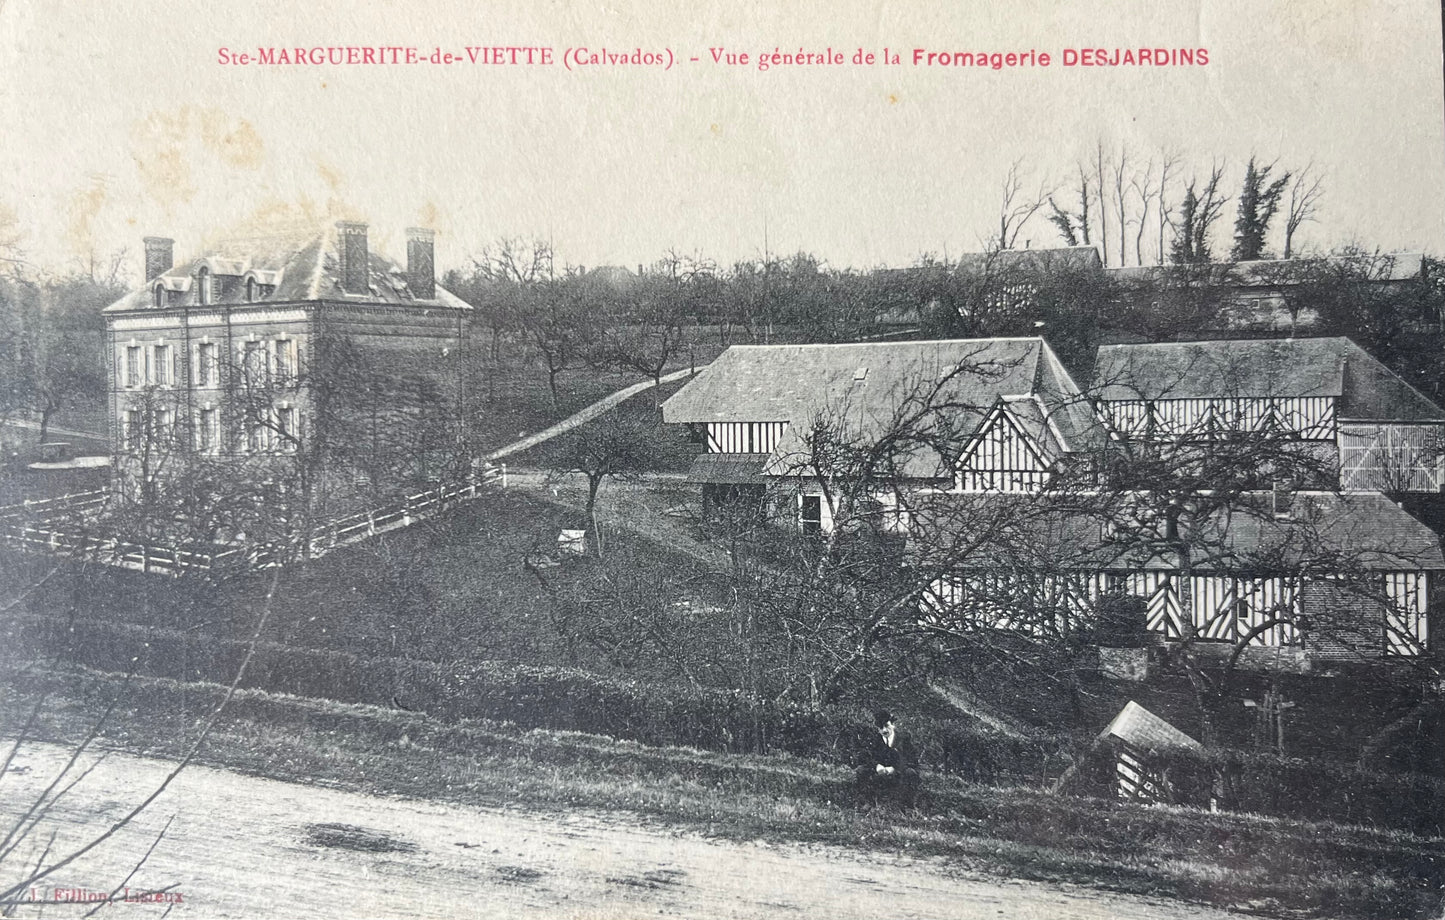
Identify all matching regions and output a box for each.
[1106,252,1425,334]
[912,490,1443,660]
[667,332,1444,662]
[661,337,1097,530]
[1092,337,1445,493]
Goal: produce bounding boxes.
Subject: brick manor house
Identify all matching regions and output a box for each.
[102,219,472,511]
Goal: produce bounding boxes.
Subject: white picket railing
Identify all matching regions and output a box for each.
[0,490,109,522]
[0,468,500,576]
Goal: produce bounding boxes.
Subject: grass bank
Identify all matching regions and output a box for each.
[2,666,1441,920]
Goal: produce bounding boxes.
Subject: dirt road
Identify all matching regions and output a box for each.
[1,743,1246,919]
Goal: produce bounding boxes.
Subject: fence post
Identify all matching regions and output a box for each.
[367,510,375,537]
[501,462,508,489]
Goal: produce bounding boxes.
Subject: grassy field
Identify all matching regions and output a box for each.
[463,338,726,455]
[5,485,712,671]
[6,464,1436,769]
[505,373,703,473]
[2,666,1441,920]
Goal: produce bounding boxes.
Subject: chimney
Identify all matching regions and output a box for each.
[336,220,369,294]
[405,227,436,300]
[143,237,174,282]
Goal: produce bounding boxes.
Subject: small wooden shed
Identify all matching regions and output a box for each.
[1098,701,1204,803]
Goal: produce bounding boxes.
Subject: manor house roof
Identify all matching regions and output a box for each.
[103,222,470,313]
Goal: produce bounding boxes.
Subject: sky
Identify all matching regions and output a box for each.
[1,0,1442,281]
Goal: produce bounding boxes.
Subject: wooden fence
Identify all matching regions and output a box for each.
[0,468,500,577]
[0,490,109,522]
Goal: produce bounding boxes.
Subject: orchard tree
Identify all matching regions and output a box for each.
[542,411,661,557]
[0,273,114,444]
[518,268,597,415]
[599,253,699,405]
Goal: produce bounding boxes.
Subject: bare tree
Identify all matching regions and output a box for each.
[1129,159,1157,268]
[541,411,660,557]
[599,252,700,405]
[0,274,114,445]
[994,160,1051,251]
[1154,150,1181,266]
[453,238,553,364]
[1282,165,1324,259]
[520,269,595,415]
[1093,141,1110,267]
[1111,147,1131,267]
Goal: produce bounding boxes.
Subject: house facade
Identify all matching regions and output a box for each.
[102,220,472,515]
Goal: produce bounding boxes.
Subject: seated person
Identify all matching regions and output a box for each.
[854,709,921,806]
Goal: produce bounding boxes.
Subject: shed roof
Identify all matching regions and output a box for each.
[1099,702,1203,754]
[954,246,1103,274]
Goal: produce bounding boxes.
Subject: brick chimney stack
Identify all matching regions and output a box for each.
[336,221,369,294]
[406,227,436,300]
[143,237,174,282]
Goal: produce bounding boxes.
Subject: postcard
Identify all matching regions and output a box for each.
[1,2,1442,918]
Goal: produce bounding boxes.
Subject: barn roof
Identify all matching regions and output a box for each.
[954,246,1103,274]
[1106,253,1424,286]
[908,490,1445,572]
[1092,338,1445,422]
[662,338,1099,479]
[103,222,469,313]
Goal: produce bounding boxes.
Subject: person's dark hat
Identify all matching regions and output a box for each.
[873,709,894,728]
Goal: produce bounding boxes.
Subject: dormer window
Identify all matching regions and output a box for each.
[153,283,165,308]
[197,267,211,305]
[245,277,256,303]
